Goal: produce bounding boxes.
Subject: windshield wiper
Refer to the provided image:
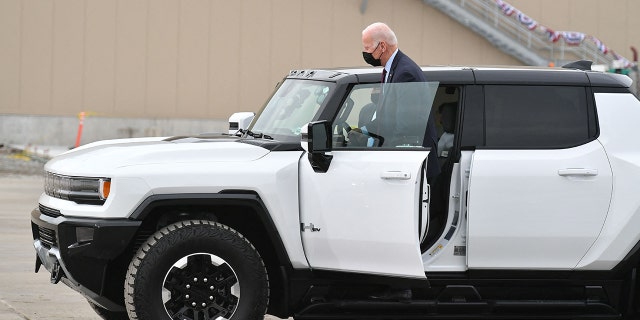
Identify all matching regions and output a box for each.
[237,129,259,138]
[242,130,273,140]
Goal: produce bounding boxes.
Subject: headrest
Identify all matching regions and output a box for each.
[439,102,457,133]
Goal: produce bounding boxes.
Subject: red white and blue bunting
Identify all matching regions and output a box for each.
[561,32,586,45]
[493,0,633,67]
[613,51,633,68]
[541,27,561,43]
[589,36,609,54]
[516,12,537,30]
[496,0,516,16]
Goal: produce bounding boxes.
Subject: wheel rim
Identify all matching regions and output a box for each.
[162,253,240,320]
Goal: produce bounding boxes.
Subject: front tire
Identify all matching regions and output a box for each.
[124,220,269,320]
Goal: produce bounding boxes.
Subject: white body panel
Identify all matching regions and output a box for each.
[577,93,640,270]
[467,141,612,269]
[65,137,169,154]
[38,93,640,276]
[299,150,428,279]
[42,139,310,269]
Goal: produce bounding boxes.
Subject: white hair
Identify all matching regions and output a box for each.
[362,22,398,46]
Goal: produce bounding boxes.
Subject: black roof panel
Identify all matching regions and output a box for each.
[285,65,631,88]
[472,69,589,86]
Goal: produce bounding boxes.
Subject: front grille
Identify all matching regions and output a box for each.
[38,226,57,248]
[39,204,62,218]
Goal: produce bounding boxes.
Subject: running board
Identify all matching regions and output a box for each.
[294,299,620,319]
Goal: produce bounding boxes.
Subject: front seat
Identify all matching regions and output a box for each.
[437,102,457,161]
[422,102,458,251]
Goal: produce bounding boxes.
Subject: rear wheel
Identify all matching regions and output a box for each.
[124,220,269,320]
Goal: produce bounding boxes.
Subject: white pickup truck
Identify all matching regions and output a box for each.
[31,61,640,320]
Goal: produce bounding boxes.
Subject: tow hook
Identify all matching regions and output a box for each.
[50,261,63,284]
[35,254,42,273]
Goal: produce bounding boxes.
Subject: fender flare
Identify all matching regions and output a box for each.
[129,191,292,268]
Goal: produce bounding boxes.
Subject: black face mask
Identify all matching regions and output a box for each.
[362,43,382,67]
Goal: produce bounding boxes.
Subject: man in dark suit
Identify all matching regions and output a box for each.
[361,22,440,301]
[362,22,440,179]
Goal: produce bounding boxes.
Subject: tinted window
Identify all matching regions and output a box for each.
[331,82,439,149]
[460,85,484,148]
[485,86,590,148]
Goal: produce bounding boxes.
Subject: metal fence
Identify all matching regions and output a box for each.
[455,0,619,66]
[424,0,638,94]
[424,0,632,66]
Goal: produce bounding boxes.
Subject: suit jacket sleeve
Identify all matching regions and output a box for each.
[388,51,440,178]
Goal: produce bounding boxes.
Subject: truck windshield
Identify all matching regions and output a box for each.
[250,79,333,143]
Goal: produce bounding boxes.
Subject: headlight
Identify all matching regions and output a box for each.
[44,172,111,205]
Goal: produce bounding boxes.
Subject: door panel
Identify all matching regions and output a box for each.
[467,141,612,269]
[299,150,429,278]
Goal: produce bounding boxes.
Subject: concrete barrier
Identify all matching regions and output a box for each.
[0,114,228,147]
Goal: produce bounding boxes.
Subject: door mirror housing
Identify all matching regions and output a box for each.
[308,121,332,153]
[302,121,333,172]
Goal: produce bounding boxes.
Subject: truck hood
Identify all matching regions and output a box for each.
[45,136,270,177]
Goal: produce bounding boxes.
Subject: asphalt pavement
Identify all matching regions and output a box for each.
[0,168,287,319]
[0,175,91,320]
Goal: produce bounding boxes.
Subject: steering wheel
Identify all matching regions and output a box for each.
[367,131,384,147]
[337,121,352,134]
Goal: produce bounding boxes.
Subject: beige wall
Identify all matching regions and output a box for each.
[0,0,637,121]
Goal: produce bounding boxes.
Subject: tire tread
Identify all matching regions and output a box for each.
[124,220,269,320]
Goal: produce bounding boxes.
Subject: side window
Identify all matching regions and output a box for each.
[432,86,460,158]
[484,85,590,148]
[331,82,439,149]
[330,84,380,148]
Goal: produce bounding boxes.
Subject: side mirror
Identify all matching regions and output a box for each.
[309,121,332,153]
[301,121,333,173]
[228,112,255,135]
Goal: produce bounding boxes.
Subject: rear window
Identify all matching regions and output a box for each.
[484,85,591,148]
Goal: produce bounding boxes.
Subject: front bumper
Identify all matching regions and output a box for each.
[31,205,141,311]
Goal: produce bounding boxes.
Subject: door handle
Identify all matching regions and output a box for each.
[558,168,598,176]
[381,171,411,180]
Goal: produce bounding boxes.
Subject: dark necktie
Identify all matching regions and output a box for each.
[375,69,388,136]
